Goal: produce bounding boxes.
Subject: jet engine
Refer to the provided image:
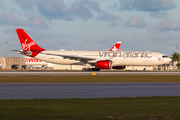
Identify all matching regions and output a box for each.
[96,60,112,69]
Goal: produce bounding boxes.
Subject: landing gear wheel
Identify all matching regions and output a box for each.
[82,68,86,71]
[96,69,100,71]
[92,68,100,71]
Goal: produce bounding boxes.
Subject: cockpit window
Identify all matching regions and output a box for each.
[162,55,168,58]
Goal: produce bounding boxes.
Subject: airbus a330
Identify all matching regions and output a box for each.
[12,29,171,71]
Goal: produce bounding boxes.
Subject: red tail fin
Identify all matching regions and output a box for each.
[16,29,45,57]
[16,29,45,52]
[109,42,121,51]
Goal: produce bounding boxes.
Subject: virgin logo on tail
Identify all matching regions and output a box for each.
[109,42,121,51]
[22,39,36,51]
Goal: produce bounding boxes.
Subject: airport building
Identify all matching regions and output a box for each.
[0,57,25,69]
[24,57,85,70]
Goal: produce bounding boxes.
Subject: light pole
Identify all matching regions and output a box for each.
[176,46,179,53]
[6,42,7,57]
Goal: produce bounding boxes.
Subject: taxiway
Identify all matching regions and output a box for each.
[0,83,180,99]
[0,71,180,75]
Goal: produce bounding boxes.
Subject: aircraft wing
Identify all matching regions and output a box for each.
[11,50,97,63]
[40,52,97,63]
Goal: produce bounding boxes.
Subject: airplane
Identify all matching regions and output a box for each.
[12,29,172,71]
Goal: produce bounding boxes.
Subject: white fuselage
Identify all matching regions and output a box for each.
[33,50,171,66]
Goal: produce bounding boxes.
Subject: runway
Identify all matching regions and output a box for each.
[0,71,180,75]
[0,83,180,99]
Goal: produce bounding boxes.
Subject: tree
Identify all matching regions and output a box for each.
[177,63,180,69]
[171,52,180,69]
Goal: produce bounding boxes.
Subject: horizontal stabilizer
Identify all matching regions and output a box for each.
[10,49,32,55]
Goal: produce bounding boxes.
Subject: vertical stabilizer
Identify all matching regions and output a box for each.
[15,29,45,57]
[109,42,121,51]
[16,29,45,52]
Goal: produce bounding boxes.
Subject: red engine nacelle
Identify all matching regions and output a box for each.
[112,66,126,69]
[96,60,112,69]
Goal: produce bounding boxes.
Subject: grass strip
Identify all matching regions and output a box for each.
[0,75,180,83]
[0,97,180,120]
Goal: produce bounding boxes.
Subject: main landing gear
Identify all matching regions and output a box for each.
[82,68,100,71]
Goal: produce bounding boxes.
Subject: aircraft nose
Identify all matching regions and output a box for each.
[166,58,172,63]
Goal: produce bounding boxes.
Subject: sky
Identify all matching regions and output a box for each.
[0,0,180,57]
